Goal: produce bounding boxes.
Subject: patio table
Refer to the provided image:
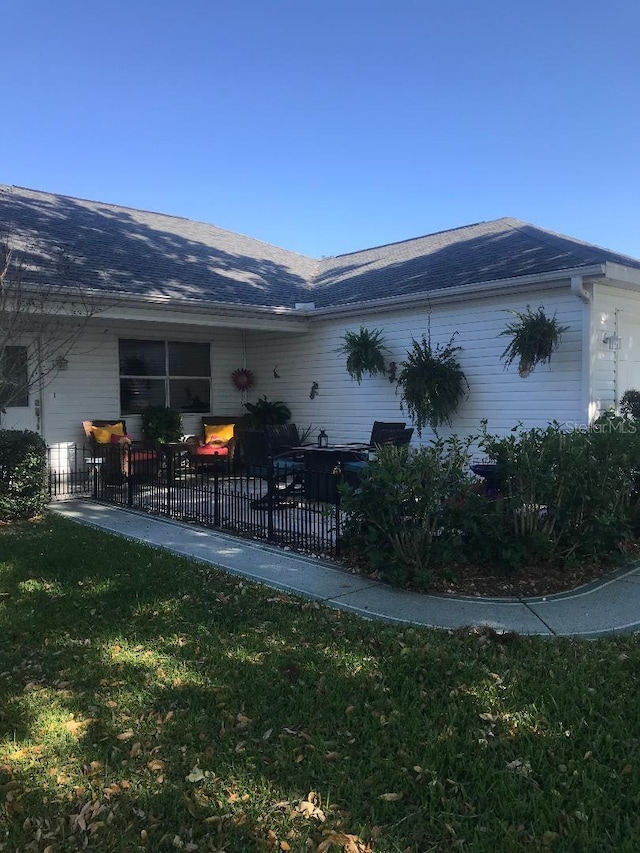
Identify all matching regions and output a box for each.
[303,445,366,502]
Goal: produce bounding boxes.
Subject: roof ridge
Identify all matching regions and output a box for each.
[329,218,503,259]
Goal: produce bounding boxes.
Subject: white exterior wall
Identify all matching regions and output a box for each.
[41,320,245,452]
[591,283,640,414]
[245,285,586,445]
[13,280,601,468]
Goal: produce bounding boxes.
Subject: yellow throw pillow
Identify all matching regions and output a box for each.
[92,422,125,443]
[205,423,234,443]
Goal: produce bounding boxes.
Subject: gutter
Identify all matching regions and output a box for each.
[13,283,311,325]
[308,264,606,319]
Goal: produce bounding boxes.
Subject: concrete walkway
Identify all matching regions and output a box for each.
[52,499,640,638]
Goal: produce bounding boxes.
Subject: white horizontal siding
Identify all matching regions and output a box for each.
[245,287,585,444]
[43,319,245,448]
[592,283,640,414]
[38,284,590,457]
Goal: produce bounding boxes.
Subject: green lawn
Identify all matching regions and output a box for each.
[1,516,639,852]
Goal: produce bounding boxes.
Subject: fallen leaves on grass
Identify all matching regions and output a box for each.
[297,791,326,822]
[317,831,372,852]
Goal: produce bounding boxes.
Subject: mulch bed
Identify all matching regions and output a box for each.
[343,552,635,599]
[426,560,616,599]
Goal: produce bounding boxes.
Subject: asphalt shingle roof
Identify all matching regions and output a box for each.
[0,186,315,308]
[2,185,639,310]
[312,218,640,307]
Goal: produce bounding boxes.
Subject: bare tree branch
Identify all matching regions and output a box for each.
[0,236,110,415]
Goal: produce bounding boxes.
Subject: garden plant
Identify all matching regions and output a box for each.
[341,418,640,587]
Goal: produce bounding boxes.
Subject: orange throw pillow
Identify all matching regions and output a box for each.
[92,422,125,443]
[204,423,234,444]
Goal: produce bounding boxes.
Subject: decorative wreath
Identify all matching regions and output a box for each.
[231,367,255,391]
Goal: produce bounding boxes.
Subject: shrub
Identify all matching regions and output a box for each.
[340,438,475,588]
[341,420,640,588]
[620,389,640,420]
[478,419,640,568]
[0,429,47,520]
[140,406,183,443]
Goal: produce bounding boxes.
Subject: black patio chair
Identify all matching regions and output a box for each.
[240,429,305,509]
[264,423,310,455]
[345,421,407,452]
[343,427,414,487]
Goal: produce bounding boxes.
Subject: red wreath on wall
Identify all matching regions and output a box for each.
[231,367,255,391]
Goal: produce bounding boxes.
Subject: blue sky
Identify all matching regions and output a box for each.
[3,0,639,258]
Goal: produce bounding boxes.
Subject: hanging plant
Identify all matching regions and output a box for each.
[396,334,468,435]
[231,367,255,391]
[500,306,569,378]
[338,326,389,383]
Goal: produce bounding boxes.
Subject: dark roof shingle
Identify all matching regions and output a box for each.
[2,186,639,310]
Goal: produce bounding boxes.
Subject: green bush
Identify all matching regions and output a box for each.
[479,419,640,568]
[0,429,48,520]
[340,438,475,589]
[621,389,640,420]
[140,406,183,443]
[341,420,640,587]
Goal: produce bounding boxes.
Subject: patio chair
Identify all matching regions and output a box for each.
[82,419,159,483]
[264,423,310,455]
[343,427,414,488]
[187,416,240,473]
[344,421,407,453]
[240,429,305,509]
[369,421,408,448]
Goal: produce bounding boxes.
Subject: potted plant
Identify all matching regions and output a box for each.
[500,306,569,378]
[241,396,291,428]
[396,334,468,435]
[339,326,389,383]
[140,405,183,443]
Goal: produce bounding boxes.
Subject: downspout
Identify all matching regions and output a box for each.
[570,276,594,425]
[570,275,591,304]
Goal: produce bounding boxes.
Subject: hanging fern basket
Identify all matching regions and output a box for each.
[339,326,389,383]
[397,334,468,435]
[500,306,569,378]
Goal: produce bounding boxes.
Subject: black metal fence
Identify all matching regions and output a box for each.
[47,444,346,557]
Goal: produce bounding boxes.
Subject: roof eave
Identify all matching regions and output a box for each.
[603,262,640,288]
[309,264,608,319]
[11,284,311,332]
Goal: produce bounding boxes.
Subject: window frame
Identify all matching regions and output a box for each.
[0,345,29,409]
[118,339,212,415]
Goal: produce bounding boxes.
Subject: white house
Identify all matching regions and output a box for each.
[2,184,640,462]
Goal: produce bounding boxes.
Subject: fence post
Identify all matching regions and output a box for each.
[165,445,173,517]
[213,468,220,527]
[266,457,275,541]
[126,444,134,508]
[333,464,342,555]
